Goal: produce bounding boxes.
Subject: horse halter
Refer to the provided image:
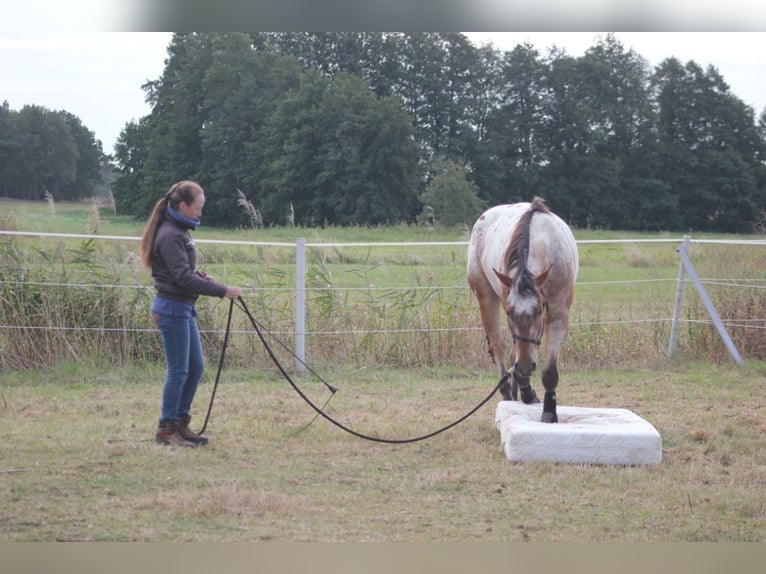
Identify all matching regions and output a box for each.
[511,299,548,347]
[512,332,543,346]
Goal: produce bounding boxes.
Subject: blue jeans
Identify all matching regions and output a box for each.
[154,312,205,424]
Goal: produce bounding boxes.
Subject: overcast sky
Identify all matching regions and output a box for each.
[2,31,765,156]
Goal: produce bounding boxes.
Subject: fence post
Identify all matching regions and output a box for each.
[295,238,306,375]
[673,236,744,366]
[668,235,690,359]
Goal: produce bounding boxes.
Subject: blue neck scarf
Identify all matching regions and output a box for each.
[166,206,200,230]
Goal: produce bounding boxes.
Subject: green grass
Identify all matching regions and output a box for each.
[2,199,765,371]
[1,361,765,541]
[2,199,765,541]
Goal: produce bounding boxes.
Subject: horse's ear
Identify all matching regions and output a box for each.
[493,268,513,288]
[535,264,552,287]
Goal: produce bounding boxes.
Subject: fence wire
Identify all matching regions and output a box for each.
[1,232,765,371]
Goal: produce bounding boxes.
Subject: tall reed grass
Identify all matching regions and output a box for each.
[1,217,764,374]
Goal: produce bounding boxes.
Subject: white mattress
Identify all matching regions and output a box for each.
[494,401,662,465]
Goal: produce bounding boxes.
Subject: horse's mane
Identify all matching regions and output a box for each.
[505,197,550,296]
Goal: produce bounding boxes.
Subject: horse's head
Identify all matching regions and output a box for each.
[493,265,551,378]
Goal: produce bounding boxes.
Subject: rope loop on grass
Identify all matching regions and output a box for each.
[198,297,504,444]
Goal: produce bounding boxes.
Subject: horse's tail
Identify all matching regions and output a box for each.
[506,198,551,294]
[529,196,551,215]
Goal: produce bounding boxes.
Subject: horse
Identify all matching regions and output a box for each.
[466,197,578,423]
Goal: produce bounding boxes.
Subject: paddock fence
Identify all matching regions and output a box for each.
[0,230,764,374]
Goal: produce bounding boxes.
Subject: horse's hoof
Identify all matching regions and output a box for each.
[541,411,558,423]
[541,390,557,422]
[520,386,539,404]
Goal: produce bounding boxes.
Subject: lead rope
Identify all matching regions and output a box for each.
[196,297,235,436]
[200,297,504,444]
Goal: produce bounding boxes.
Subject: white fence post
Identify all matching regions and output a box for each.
[668,235,690,359]
[1,229,760,369]
[295,237,306,375]
[673,236,744,366]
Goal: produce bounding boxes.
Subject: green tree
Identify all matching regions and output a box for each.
[462,43,505,205]
[577,34,658,229]
[314,73,420,225]
[112,118,149,215]
[0,101,22,198]
[13,105,77,199]
[262,72,420,226]
[57,111,105,200]
[538,49,596,225]
[139,33,214,209]
[0,104,103,201]
[653,58,765,231]
[538,36,661,229]
[200,33,303,226]
[419,159,486,227]
[479,42,549,207]
[263,32,483,170]
[258,69,327,225]
[109,31,766,232]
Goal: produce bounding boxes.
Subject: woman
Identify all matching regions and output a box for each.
[139,181,243,447]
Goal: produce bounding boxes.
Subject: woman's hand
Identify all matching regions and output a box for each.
[224,286,243,299]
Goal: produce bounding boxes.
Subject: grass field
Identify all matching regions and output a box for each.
[3,197,764,372]
[1,361,765,541]
[1,198,765,541]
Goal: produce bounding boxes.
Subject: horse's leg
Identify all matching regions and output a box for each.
[513,371,539,403]
[474,287,512,400]
[540,361,558,423]
[539,311,570,423]
[511,350,539,404]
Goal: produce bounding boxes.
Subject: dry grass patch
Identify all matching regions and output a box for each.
[141,480,297,519]
[1,361,765,541]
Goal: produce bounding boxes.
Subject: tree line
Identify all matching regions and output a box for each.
[0,101,107,201]
[4,33,766,232]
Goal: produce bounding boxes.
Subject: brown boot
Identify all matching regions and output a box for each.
[176,415,209,446]
[155,421,197,447]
